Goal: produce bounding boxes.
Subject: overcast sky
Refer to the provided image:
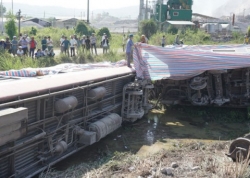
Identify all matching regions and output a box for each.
[5,0,229,15]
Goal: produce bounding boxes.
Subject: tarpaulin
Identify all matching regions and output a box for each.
[133,43,250,81]
[0,60,128,77]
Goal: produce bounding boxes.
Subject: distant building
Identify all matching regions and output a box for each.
[22,18,51,27]
[55,18,84,29]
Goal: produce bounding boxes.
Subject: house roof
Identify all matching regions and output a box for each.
[166,21,195,25]
[192,13,220,20]
[22,18,51,24]
[21,21,44,29]
[56,18,80,22]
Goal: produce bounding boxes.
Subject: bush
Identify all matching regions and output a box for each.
[75,21,89,36]
[5,11,17,39]
[97,27,111,38]
[167,25,178,35]
[139,19,157,38]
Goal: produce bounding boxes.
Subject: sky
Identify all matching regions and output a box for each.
[3,0,232,17]
[5,0,140,10]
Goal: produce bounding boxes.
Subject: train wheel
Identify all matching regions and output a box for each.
[226,138,250,162]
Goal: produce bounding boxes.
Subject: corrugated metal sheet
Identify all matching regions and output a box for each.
[133,44,250,81]
[166,20,195,25]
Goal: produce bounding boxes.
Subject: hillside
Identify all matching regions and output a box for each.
[213,0,250,17]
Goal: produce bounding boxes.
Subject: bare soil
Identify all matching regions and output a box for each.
[40,107,250,178]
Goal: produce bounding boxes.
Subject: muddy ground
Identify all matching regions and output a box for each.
[39,106,250,178]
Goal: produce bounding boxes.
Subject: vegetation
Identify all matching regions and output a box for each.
[167,25,178,35]
[0,4,6,16]
[5,12,17,40]
[75,21,92,36]
[139,19,158,38]
[97,27,111,38]
[247,26,250,37]
[0,25,246,71]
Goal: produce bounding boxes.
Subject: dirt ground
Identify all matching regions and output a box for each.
[39,107,250,178]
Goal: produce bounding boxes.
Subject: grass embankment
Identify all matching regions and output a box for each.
[40,141,250,178]
[0,27,245,71]
[39,106,250,178]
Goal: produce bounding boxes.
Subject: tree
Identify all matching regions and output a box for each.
[75,21,89,36]
[139,19,157,38]
[5,12,17,39]
[167,25,178,35]
[97,27,111,38]
[30,27,37,36]
[0,4,6,15]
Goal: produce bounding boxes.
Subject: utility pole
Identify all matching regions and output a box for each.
[12,0,13,14]
[145,0,148,20]
[1,0,3,34]
[17,9,21,36]
[87,0,89,23]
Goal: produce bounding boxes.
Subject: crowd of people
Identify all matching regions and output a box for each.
[59,33,110,56]
[0,34,56,58]
[0,32,111,59]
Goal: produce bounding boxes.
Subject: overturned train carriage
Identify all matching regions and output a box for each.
[154,68,250,107]
[0,67,152,178]
[134,43,250,107]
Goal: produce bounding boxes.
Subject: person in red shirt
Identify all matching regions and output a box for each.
[29,37,37,58]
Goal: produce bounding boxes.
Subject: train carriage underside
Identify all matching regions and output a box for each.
[2,43,250,177]
[0,67,152,177]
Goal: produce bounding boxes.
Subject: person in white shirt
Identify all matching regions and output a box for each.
[60,35,65,53]
[70,35,77,57]
[122,34,127,52]
[102,33,106,41]
[17,46,24,57]
[102,35,109,54]
[90,33,97,55]
[81,35,86,52]
[47,36,53,51]
[43,49,49,56]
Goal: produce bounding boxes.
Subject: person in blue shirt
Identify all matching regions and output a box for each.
[125,34,134,68]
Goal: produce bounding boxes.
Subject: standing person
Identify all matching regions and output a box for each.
[141,35,147,43]
[174,34,180,45]
[41,36,47,51]
[19,33,22,40]
[69,35,77,57]
[19,36,29,56]
[0,39,5,51]
[81,35,86,52]
[125,34,134,68]
[161,35,166,47]
[102,33,106,41]
[60,35,65,53]
[11,36,18,56]
[47,36,53,51]
[29,37,37,58]
[85,36,91,52]
[5,37,12,53]
[25,34,30,53]
[90,33,97,55]
[244,34,249,45]
[122,34,127,52]
[61,36,70,57]
[102,35,109,54]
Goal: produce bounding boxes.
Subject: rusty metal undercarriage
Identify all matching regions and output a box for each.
[0,68,153,178]
[153,68,250,107]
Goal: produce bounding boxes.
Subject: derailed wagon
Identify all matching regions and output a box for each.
[0,65,152,177]
[2,43,250,177]
[133,43,250,163]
